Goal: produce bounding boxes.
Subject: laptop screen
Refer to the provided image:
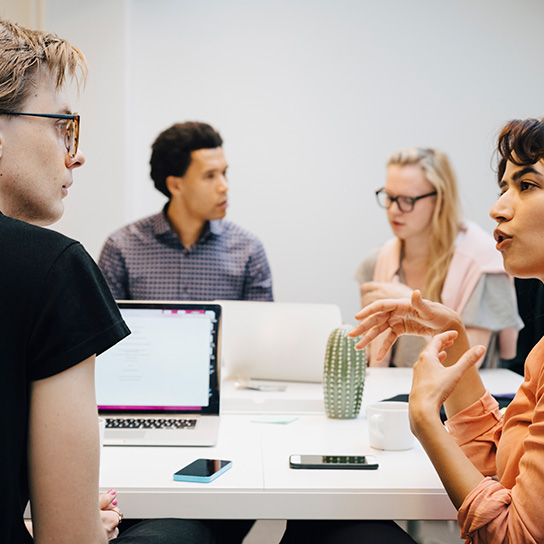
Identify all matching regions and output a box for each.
[96,302,221,415]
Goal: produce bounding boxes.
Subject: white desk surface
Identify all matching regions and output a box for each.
[221,367,523,414]
[100,367,523,520]
[100,415,265,519]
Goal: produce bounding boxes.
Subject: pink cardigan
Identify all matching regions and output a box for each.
[369,221,518,366]
[447,337,544,543]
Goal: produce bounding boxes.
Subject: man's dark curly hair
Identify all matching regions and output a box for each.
[150,121,223,198]
[497,118,544,183]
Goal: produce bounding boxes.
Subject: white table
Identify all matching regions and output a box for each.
[220,367,522,414]
[100,415,265,519]
[99,368,523,520]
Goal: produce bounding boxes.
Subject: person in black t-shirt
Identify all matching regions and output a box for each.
[0,18,131,544]
[0,18,221,544]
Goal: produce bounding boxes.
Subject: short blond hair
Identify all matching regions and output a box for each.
[0,18,87,112]
[387,148,461,302]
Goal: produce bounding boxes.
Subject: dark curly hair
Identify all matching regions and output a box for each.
[497,118,544,183]
[149,121,223,198]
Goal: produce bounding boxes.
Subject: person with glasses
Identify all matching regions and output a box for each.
[0,17,129,543]
[0,18,219,544]
[354,148,521,367]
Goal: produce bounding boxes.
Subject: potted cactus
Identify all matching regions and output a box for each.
[323,324,367,419]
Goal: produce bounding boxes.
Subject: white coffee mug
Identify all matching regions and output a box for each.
[366,401,415,451]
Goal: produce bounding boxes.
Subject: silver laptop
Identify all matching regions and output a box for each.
[218,301,342,383]
[96,301,221,446]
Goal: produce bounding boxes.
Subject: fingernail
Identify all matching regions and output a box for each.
[112,499,118,505]
[109,489,116,495]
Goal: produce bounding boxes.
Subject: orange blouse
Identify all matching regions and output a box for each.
[446,338,544,543]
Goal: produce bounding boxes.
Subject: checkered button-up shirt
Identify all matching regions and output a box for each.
[98,208,273,301]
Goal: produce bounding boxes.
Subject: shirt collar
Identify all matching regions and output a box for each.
[154,203,225,243]
[209,219,225,236]
[153,204,174,237]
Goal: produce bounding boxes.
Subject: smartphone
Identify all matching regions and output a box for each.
[173,458,233,483]
[289,454,378,470]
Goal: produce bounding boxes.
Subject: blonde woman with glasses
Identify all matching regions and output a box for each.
[355,148,521,367]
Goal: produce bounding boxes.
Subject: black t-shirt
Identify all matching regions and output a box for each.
[0,213,130,543]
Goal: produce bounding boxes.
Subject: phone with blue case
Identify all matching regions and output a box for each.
[173,458,232,483]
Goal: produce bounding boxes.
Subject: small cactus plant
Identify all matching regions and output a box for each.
[323,325,367,419]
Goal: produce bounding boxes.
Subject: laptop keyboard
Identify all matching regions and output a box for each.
[105,417,197,430]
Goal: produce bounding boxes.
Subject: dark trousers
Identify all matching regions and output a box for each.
[280,520,417,543]
[113,519,254,544]
[113,518,416,544]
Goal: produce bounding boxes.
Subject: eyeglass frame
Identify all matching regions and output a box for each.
[375,187,438,213]
[0,111,80,158]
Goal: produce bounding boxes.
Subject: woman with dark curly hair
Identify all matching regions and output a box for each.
[351,117,544,543]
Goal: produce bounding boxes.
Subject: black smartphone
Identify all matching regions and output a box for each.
[289,454,379,470]
[173,458,232,483]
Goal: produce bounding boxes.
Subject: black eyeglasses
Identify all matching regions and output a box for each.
[0,111,80,158]
[375,188,437,213]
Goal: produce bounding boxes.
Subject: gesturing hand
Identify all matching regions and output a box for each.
[349,290,463,361]
[409,331,486,435]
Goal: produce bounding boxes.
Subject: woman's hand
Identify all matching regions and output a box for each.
[100,490,122,540]
[359,281,414,308]
[23,492,123,541]
[408,331,486,437]
[349,290,464,361]
[406,331,487,509]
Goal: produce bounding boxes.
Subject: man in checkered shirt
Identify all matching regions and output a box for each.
[98,121,273,301]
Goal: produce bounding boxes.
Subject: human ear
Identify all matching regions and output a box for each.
[165,175,182,196]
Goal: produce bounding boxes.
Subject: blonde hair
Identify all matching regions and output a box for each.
[0,18,87,112]
[387,148,461,302]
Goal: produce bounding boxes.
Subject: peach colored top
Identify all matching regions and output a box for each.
[446,337,544,543]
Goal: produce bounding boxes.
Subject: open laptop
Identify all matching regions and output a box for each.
[95,301,221,446]
[218,301,342,383]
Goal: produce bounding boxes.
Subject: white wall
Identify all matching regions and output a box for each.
[0,0,42,28]
[15,0,544,321]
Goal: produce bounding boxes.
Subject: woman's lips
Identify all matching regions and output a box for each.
[494,228,512,250]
